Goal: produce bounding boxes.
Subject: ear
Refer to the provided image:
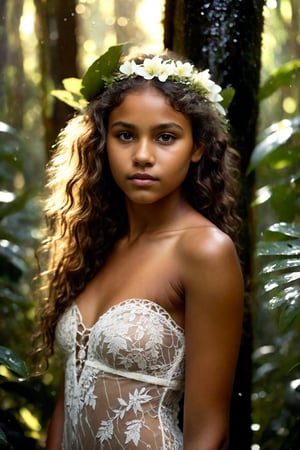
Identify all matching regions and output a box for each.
[191,144,203,163]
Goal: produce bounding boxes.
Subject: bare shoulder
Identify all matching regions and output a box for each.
[177,220,239,271]
[175,217,244,307]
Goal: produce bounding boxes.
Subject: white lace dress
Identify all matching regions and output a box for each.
[55,298,185,449]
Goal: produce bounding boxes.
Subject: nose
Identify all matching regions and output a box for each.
[132,138,155,167]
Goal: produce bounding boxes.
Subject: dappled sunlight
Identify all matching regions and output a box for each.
[20,407,41,433]
[79,0,164,68]
[135,0,164,53]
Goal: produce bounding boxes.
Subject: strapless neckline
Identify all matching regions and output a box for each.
[73,298,184,334]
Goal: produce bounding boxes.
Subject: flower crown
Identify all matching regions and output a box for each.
[52,44,232,115]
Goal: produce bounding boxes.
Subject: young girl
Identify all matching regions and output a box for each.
[37,46,244,450]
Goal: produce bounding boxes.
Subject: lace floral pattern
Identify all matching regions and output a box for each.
[55,298,185,449]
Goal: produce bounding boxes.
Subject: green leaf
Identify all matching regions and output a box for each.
[0,224,21,243]
[0,240,26,276]
[259,59,300,101]
[0,188,35,220]
[0,121,20,138]
[256,240,300,256]
[264,271,300,292]
[0,346,28,378]
[0,283,24,304]
[0,121,22,169]
[247,117,300,173]
[261,258,300,274]
[279,299,300,332]
[253,362,276,382]
[80,43,125,101]
[221,87,235,110]
[62,77,82,95]
[269,185,297,223]
[267,222,300,238]
[268,286,300,310]
[252,170,300,207]
[51,89,86,110]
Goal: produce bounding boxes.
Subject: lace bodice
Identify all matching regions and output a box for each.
[55,298,185,449]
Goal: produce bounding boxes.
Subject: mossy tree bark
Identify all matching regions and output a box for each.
[0,0,8,119]
[34,0,78,157]
[164,1,266,448]
[0,0,25,130]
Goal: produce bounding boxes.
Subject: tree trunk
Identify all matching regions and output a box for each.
[0,0,7,117]
[34,0,78,157]
[164,1,265,448]
[7,0,24,130]
[0,0,24,129]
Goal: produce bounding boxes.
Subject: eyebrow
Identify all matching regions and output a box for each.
[110,121,184,132]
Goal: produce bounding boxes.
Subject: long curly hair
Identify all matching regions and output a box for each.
[33,54,241,370]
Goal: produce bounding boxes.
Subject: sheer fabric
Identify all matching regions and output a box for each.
[55,298,185,449]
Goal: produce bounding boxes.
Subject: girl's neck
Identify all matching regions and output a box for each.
[125,194,192,244]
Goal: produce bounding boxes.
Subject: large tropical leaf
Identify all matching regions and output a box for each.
[261,258,300,274]
[259,59,300,101]
[257,223,300,331]
[0,122,22,170]
[266,222,300,238]
[0,240,26,278]
[253,170,300,207]
[264,272,300,292]
[268,286,300,310]
[0,346,28,379]
[247,117,300,173]
[279,297,300,332]
[0,188,36,221]
[257,240,300,256]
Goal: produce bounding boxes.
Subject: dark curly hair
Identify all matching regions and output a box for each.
[33,54,241,370]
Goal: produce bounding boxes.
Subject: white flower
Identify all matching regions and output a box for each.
[119,60,137,75]
[214,102,226,116]
[135,56,163,79]
[174,61,194,78]
[158,61,174,81]
[116,57,226,115]
[206,82,223,102]
[192,69,212,90]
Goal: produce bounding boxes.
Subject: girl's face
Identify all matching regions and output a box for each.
[106,87,202,207]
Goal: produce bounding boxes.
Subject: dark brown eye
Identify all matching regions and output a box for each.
[119,131,134,141]
[157,133,175,143]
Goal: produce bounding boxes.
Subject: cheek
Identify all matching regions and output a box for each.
[106,151,127,187]
[107,143,121,169]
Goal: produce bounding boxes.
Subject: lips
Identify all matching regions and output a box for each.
[128,172,157,186]
[129,172,156,181]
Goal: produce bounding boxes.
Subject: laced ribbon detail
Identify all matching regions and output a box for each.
[75,314,91,380]
[55,298,185,449]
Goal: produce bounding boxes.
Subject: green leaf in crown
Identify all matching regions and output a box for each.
[80,43,125,100]
[51,44,125,110]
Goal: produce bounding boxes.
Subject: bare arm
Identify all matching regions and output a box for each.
[46,375,65,450]
[181,229,244,449]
